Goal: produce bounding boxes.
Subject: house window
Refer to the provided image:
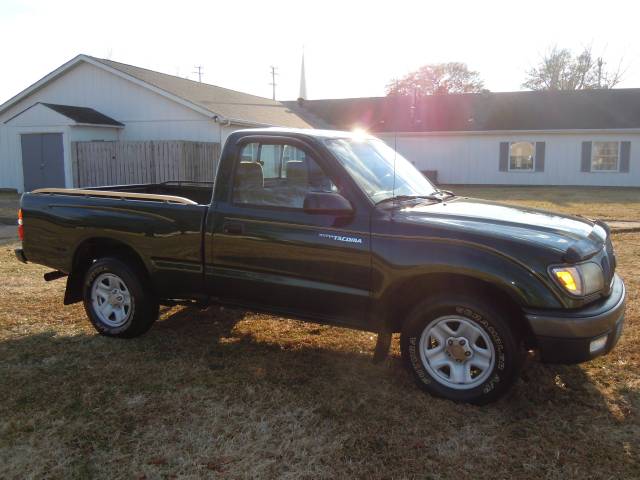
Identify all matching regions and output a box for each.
[591,141,619,172]
[509,142,535,171]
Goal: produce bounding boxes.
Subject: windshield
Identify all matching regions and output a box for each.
[326,137,438,204]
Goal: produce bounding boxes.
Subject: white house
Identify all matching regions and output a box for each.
[0,54,311,192]
[286,91,640,187]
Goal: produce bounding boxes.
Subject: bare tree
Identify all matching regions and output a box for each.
[522,47,623,91]
[386,62,485,96]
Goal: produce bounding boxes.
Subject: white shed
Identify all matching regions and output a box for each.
[4,102,122,190]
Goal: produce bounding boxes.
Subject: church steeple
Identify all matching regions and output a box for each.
[298,49,307,101]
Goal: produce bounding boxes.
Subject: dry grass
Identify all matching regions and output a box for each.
[444,185,640,221]
[1,188,639,479]
[0,191,19,225]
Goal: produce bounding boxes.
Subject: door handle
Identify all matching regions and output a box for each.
[222,222,244,235]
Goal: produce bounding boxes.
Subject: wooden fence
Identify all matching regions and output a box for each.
[72,140,221,187]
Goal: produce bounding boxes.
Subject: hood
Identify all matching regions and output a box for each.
[398,197,607,261]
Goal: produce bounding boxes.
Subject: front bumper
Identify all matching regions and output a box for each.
[525,274,625,364]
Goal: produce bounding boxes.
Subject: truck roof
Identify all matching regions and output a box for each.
[233,127,374,140]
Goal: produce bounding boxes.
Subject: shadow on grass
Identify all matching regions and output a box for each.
[2,304,633,417]
[2,304,638,477]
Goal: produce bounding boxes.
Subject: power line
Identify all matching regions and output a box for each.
[193,65,204,82]
[269,65,278,100]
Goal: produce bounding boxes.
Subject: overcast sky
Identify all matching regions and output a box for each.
[1,0,638,104]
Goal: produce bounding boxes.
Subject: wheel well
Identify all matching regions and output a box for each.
[64,238,151,305]
[385,273,535,346]
[72,238,150,278]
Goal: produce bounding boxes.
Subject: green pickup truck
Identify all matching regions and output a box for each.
[16,128,625,404]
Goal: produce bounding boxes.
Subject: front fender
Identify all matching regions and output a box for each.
[371,235,563,329]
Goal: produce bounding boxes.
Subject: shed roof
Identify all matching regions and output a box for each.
[90,57,311,128]
[284,89,640,133]
[4,102,124,127]
[41,103,124,126]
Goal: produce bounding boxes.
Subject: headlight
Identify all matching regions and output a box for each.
[550,262,604,297]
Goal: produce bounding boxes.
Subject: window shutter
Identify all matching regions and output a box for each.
[535,142,545,172]
[620,141,631,173]
[581,142,592,172]
[499,142,509,171]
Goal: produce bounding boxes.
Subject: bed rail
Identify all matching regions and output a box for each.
[31,188,198,205]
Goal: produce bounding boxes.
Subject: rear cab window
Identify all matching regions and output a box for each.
[232,141,337,209]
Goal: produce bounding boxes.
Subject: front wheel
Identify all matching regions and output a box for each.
[83,257,159,338]
[401,295,523,405]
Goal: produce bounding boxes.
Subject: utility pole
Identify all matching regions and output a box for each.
[193,65,204,82]
[269,65,278,100]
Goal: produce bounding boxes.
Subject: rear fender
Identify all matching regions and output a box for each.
[64,237,150,305]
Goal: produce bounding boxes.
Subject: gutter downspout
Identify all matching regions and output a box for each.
[213,115,232,151]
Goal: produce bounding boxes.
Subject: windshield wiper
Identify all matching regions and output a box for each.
[434,189,456,198]
[375,194,443,206]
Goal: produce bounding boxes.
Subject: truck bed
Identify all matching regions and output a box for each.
[21,181,212,298]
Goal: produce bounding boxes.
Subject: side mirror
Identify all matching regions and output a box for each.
[303,192,353,215]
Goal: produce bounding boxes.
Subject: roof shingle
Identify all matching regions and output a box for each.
[284,89,640,133]
[42,103,124,126]
[91,57,311,128]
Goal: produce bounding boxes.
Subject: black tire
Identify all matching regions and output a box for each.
[400,295,523,405]
[82,257,159,338]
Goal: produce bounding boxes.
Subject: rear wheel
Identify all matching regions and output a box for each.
[401,295,523,404]
[83,257,158,338]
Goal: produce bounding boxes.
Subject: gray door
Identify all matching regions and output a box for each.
[21,133,65,191]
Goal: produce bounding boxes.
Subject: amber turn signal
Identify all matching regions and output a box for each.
[554,269,579,292]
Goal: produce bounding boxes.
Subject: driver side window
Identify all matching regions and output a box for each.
[232,142,337,208]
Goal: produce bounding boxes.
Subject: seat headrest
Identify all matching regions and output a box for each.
[236,162,264,189]
[286,160,308,187]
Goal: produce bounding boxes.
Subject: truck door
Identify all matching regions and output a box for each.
[206,137,371,327]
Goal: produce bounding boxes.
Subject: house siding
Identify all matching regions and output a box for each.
[378,132,640,186]
[0,61,225,191]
